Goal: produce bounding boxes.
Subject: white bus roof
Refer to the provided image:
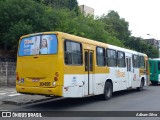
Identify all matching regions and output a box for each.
[107,44,147,56]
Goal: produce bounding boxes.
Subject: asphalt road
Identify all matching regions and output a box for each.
[1,85,160,120]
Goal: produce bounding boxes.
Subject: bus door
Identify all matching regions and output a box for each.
[84,50,94,95]
[126,57,132,87]
[145,60,149,84]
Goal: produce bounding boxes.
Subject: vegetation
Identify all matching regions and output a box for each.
[0,0,158,58]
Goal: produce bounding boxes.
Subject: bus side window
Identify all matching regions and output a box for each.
[139,56,145,68]
[117,51,125,67]
[132,55,139,68]
[64,40,82,65]
[96,47,105,66]
[65,52,72,64]
[106,49,117,67]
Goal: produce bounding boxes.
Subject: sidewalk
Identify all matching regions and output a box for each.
[0,86,61,106]
[0,85,15,90]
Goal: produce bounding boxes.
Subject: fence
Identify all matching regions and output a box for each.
[0,62,16,86]
[0,56,16,62]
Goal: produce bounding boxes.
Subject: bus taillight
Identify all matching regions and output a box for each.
[54,77,58,81]
[54,72,59,81]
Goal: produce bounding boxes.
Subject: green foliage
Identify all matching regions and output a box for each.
[38,0,80,14]
[0,0,158,58]
[124,37,159,58]
[0,0,63,52]
[100,10,131,41]
[56,13,124,47]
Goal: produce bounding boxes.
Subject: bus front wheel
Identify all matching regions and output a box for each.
[151,81,158,85]
[137,79,144,91]
[102,81,113,100]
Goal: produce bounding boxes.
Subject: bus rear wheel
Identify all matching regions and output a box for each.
[151,81,158,85]
[137,79,144,91]
[102,81,113,100]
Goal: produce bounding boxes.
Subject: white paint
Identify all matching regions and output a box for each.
[8,93,22,97]
[62,44,147,97]
[0,93,6,95]
[8,92,17,93]
[63,72,143,97]
[0,91,7,93]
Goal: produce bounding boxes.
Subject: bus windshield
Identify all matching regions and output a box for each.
[18,34,58,56]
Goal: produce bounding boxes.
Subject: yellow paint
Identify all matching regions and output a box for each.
[115,70,125,77]
[16,31,149,96]
[139,68,146,76]
[16,85,62,96]
[16,32,110,96]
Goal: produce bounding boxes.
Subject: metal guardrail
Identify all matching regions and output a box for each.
[0,57,16,62]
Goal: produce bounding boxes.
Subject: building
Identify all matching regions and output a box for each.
[79,5,94,16]
[144,38,160,57]
[144,38,160,49]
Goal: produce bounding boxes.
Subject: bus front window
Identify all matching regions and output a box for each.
[18,34,58,56]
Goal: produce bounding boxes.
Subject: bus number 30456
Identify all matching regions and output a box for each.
[39,82,51,86]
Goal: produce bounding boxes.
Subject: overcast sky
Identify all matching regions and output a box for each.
[77,0,160,40]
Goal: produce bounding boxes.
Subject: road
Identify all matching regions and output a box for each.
[1,85,160,120]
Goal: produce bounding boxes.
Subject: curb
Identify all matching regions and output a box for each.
[2,97,55,106]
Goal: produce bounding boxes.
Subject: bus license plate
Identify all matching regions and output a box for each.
[39,82,50,86]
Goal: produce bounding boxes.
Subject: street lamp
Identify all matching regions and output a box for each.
[147,34,155,39]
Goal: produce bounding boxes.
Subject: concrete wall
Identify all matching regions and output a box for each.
[0,62,16,86]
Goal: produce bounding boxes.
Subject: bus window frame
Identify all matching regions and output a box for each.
[132,54,140,68]
[96,46,106,66]
[64,39,83,66]
[18,34,58,57]
[106,48,117,67]
[139,56,145,68]
[117,51,126,68]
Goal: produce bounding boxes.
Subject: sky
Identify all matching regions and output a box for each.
[77,0,160,40]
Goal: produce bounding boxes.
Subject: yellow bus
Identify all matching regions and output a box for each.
[16,31,149,100]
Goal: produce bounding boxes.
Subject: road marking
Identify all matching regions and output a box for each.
[0,93,6,95]
[0,90,16,93]
[0,91,7,93]
[8,93,22,97]
[8,91,17,93]
[5,90,16,92]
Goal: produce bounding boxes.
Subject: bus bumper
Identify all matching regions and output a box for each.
[16,85,62,96]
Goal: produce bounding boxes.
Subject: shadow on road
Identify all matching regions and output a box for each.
[149,84,160,86]
[20,88,147,111]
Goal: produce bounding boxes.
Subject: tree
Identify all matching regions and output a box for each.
[38,0,79,14]
[0,0,60,52]
[124,36,159,58]
[58,13,124,47]
[100,10,131,41]
[0,0,157,58]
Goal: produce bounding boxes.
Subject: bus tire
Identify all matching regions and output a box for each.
[137,79,144,91]
[102,81,113,100]
[151,81,158,85]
